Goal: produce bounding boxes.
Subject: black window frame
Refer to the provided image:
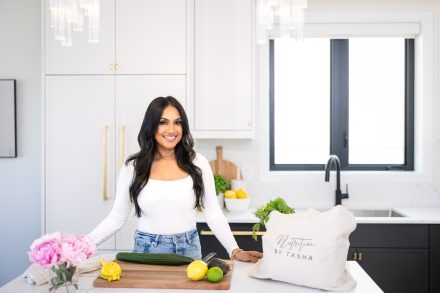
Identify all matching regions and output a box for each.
[269,38,415,171]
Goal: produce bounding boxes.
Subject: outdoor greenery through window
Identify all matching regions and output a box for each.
[270,37,414,171]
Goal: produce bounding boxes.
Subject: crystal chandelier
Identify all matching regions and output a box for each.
[256,0,307,44]
[49,0,100,47]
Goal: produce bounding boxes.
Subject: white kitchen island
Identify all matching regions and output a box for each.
[0,261,382,293]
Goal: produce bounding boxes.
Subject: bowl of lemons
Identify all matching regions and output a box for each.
[224,188,250,213]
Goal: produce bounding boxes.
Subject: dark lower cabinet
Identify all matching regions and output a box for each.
[348,224,430,293]
[197,223,263,259]
[348,247,429,293]
[430,225,440,293]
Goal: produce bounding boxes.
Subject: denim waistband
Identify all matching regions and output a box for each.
[135,228,198,245]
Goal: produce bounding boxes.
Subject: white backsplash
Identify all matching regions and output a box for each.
[195,142,440,211]
[245,181,440,210]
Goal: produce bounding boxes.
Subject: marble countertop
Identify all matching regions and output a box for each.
[197,206,440,224]
[0,261,382,293]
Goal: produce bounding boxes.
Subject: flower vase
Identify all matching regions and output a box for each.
[49,263,79,293]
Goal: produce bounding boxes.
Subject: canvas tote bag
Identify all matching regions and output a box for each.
[249,205,357,291]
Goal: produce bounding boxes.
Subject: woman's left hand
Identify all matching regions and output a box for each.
[233,250,263,263]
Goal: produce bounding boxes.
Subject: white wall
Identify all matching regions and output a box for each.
[0,0,42,286]
[195,0,440,210]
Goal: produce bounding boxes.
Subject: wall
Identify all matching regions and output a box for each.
[0,0,42,286]
[195,0,440,210]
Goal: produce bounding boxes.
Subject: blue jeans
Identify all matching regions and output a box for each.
[133,228,202,260]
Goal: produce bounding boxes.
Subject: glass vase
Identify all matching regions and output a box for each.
[49,263,79,293]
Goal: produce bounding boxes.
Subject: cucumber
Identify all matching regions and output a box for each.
[116,252,194,266]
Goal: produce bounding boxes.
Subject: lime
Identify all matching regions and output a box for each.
[187,260,208,281]
[206,266,224,283]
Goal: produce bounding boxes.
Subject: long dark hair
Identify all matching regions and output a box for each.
[125,96,205,217]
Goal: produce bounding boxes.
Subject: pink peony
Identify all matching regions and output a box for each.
[28,232,96,268]
[28,232,62,268]
[59,234,96,267]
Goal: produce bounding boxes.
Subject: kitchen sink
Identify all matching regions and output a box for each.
[295,208,407,217]
[348,209,406,217]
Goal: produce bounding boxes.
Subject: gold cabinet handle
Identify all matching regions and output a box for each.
[119,125,126,167]
[353,252,358,261]
[109,63,115,71]
[102,125,110,201]
[115,63,119,70]
[358,252,363,261]
[200,230,265,236]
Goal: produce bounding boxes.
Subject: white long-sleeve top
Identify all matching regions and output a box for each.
[88,153,239,256]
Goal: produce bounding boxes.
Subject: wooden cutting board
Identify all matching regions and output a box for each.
[93,260,234,290]
[209,146,243,182]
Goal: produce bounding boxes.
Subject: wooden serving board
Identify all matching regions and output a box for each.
[209,145,243,182]
[93,260,234,290]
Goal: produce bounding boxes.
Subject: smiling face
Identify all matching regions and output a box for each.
[154,105,183,154]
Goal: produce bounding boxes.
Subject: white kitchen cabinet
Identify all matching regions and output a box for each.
[45,75,186,250]
[45,0,187,75]
[115,0,187,74]
[45,0,254,138]
[44,1,116,75]
[45,76,116,249]
[192,0,254,139]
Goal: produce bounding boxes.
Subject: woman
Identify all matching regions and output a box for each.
[88,96,262,262]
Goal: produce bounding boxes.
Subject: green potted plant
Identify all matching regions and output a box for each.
[214,175,231,208]
[252,197,295,240]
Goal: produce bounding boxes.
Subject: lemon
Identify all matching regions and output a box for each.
[99,259,122,281]
[206,266,224,283]
[224,190,237,199]
[187,260,208,281]
[235,188,248,199]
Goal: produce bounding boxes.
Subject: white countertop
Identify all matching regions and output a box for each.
[197,206,440,224]
[389,206,440,223]
[0,261,382,293]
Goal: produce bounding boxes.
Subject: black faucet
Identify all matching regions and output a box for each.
[325,155,349,206]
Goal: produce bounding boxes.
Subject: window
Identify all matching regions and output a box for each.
[270,37,414,171]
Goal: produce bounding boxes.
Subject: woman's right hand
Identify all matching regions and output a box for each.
[232,249,263,263]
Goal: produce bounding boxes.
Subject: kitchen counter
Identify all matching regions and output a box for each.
[0,261,382,293]
[197,206,440,224]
